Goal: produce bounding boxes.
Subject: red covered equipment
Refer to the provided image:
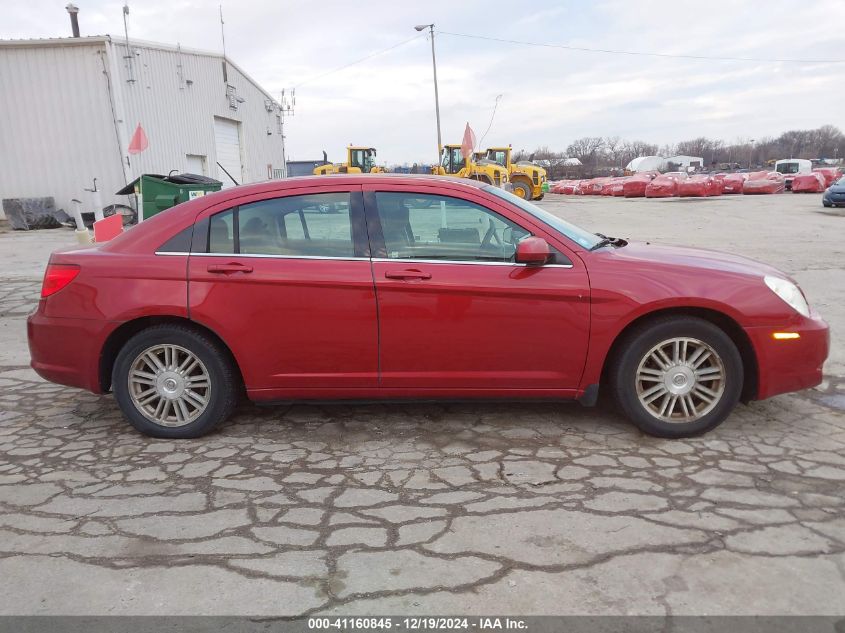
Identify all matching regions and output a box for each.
[645,174,680,198]
[623,174,653,198]
[678,176,723,197]
[581,177,610,195]
[813,168,843,188]
[743,171,784,194]
[791,173,827,193]
[610,177,629,197]
[721,173,749,194]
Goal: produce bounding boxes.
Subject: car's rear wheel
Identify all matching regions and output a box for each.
[113,325,238,438]
[610,317,742,437]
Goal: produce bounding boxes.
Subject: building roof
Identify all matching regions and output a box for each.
[0,35,280,108]
[626,156,666,172]
[666,155,704,164]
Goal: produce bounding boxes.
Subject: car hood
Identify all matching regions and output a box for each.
[600,240,787,280]
[826,183,845,194]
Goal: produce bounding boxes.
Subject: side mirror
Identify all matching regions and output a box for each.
[515,236,551,265]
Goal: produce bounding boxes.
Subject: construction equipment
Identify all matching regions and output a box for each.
[432,144,509,187]
[313,146,386,175]
[481,146,546,200]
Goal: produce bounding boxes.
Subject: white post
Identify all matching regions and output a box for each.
[71,199,92,244]
[91,187,104,223]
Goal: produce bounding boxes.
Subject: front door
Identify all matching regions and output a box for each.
[188,187,378,398]
[364,185,590,393]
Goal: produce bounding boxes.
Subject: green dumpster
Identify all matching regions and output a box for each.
[116,173,222,222]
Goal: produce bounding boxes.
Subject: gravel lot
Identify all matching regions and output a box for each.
[0,192,843,615]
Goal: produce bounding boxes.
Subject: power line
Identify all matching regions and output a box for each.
[294,33,426,88]
[438,30,845,64]
[478,94,503,148]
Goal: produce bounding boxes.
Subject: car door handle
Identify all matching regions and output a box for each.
[384,269,432,280]
[207,262,253,274]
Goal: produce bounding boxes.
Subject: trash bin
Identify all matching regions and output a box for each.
[116,173,222,222]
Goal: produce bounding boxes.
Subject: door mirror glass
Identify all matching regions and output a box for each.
[515,236,551,265]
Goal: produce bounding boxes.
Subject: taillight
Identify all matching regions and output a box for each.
[41,264,80,298]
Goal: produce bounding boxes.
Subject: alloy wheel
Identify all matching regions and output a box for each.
[127,344,211,427]
[635,337,726,423]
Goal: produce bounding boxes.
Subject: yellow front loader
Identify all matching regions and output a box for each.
[481,146,546,200]
[314,146,387,175]
[431,144,509,187]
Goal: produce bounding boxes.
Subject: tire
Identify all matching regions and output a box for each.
[609,316,743,438]
[822,201,832,208]
[512,180,532,200]
[112,325,238,438]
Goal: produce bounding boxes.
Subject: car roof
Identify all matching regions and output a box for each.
[275,173,487,189]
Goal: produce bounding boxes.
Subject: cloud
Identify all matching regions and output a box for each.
[7,0,844,163]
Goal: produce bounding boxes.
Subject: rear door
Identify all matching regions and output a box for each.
[364,183,591,393]
[188,186,378,398]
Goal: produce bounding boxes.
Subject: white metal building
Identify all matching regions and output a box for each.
[665,155,704,169]
[0,35,287,218]
[625,156,667,173]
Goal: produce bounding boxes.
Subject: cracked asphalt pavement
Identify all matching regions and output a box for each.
[0,194,843,615]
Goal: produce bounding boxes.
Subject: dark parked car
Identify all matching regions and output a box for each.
[822,176,845,207]
[28,175,829,439]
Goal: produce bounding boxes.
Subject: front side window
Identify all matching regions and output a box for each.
[776,163,800,174]
[374,192,530,263]
[207,192,354,258]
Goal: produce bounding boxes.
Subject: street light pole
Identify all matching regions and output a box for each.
[416,24,442,166]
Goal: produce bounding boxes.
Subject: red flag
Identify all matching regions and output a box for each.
[128,123,148,154]
[461,122,476,161]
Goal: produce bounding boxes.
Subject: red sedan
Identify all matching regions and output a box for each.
[28,175,829,439]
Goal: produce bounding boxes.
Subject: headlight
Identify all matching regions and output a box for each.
[764,275,810,317]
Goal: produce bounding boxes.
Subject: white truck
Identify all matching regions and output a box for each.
[774,159,812,190]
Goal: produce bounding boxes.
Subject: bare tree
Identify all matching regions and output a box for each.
[566,137,605,169]
[604,136,624,169]
[675,137,712,159]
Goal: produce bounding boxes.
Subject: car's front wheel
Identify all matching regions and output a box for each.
[610,317,743,437]
[112,325,238,438]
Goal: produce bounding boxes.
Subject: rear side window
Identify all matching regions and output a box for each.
[157,226,193,253]
[204,192,355,258]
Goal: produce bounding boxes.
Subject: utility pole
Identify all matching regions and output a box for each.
[415,24,441,166]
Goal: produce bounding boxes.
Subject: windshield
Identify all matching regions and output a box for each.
[776,162,800,174]
[350,149,374,172]
[485,149,507,167]
[440,147,466,173]
[483,186,602,249]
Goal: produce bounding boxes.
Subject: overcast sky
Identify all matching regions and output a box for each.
[7,0,845,165]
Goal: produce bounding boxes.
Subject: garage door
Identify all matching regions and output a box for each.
[214,117,243,188]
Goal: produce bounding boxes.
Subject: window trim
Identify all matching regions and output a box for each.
[371,257,573,269]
